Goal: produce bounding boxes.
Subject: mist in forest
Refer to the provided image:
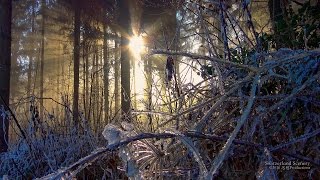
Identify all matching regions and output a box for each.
[1,0,319,179]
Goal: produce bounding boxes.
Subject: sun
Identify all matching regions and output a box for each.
[129,35,145,58]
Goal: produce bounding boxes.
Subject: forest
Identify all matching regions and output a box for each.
[0,0,319,179]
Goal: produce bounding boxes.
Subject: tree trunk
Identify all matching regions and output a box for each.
[85,45,90,120]
[268,0,283,28]
[10,35,18,101]
[82,42,86,118]
[268,0,288,49]
[27,4,36,98]
[73,0,81,128]
[40,0,45,119]
[94,47,99,129]
[119,0,131,118]
[114,36,120,116]
[0,0,12,153]
[145,55,152,129]
[103,25,110,123]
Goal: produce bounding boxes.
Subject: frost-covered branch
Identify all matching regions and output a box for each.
[150,49,259,72]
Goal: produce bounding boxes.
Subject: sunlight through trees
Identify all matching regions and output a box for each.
[1,0,319,179]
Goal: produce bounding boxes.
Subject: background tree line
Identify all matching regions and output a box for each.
[0,0,319,179]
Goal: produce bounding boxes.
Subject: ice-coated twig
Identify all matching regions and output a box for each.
[206,75,259,180]
[270,128,320,152]
[165,129,208,177]
[38,129,267,179]
[256,148,278,180]
[150,49,259,72]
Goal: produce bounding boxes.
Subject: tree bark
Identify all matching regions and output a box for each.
[268,0,283,28]
[73,0,81,128]
[268,0,287,49]
[85,44,90,120]
[40,0,45,119]
[119,0,131,118]
[10,34,18,100]
[27,3,36,98]
[0,0,12,153]
[145,55,152,128]
[103,25,110,123]
[94,47,99,128]
[114,36,120,116]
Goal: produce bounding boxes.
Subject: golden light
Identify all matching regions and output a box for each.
[129,35,145,58]
[129,35,146,110]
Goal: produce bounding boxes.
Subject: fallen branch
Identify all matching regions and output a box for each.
[38,131,265,179]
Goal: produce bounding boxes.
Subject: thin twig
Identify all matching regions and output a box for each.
[150,49,259,72]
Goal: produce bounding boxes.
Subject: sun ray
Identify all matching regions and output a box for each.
[129,35,145,58]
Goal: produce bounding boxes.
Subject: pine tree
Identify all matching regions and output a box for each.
[0,0,12,153]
